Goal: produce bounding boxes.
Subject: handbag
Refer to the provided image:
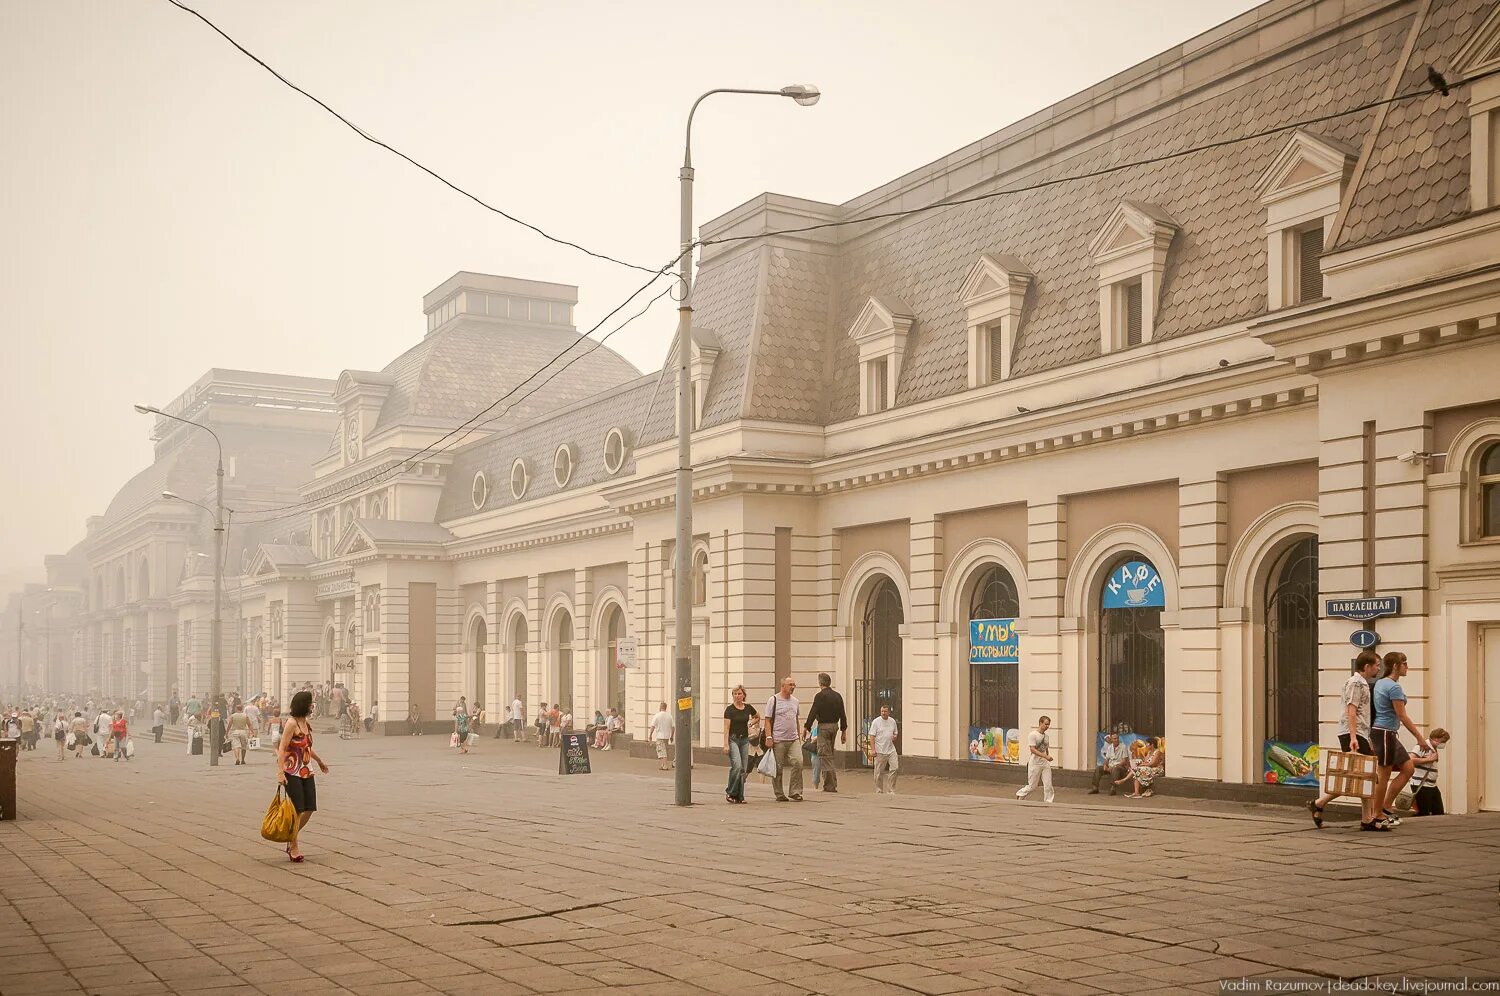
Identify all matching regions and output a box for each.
[260,786,297,843]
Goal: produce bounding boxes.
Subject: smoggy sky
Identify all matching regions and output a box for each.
[0,0,1258,581]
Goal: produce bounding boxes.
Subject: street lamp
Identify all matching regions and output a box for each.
[671,84,820,806]
[138,403,226,766]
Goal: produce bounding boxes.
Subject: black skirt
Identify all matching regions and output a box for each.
[283,774,317,814]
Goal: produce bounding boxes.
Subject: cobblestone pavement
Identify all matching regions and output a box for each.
[2,731,1497,996]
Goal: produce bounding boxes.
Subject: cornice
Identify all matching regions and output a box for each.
[449,519,634,560]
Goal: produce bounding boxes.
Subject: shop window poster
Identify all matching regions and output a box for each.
[968,726,1022,763]
[1263,739,1319,787]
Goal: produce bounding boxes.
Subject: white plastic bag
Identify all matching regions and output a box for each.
[125,738,135,759]
[467,733,478,747]
[247,737,260,750]
[757,750,778,778]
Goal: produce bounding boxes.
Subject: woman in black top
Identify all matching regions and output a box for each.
[722,684,758,804]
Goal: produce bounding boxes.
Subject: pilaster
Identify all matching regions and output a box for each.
[1027,499,1068,762]
[1174,475,1228,780]
[906,516,942,756]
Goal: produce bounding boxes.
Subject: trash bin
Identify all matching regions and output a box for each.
[0,738,17,820]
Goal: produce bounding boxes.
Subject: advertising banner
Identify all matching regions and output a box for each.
[1262,739,1319,786]
[968,618,1019,664]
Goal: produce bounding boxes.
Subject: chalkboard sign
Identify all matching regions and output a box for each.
[559,733,591,775]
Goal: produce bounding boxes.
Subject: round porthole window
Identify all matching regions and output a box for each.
[603,426,629,475]
[554,444,575,488]
[471,471,488,510]
[510,458,530,500]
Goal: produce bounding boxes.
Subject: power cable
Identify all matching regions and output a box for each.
[163,0,657,275]
[698,66,1485,250]
[233,271,677,525]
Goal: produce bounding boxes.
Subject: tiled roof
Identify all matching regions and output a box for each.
[819,15,1410,421]
[372,318,640,432]
[1333,0,1484,249]
[745,247,836,423]
[355,520,454,545]
[438,373,659,521]
[640,246,764,444]
[256,544,316,569]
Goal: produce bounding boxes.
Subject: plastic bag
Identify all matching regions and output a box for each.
[247,737,260,750]
[65,733,75,749]
[757,750,778,778]
[467,733,478,746]
[450,732,460,748]
[125,738,135,759]
[260,786,297,843]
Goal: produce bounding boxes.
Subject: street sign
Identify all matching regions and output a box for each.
[333,654,358,672]
[1325,596,1401,621]
[616,636,638,670]
[1349,629,1381,650]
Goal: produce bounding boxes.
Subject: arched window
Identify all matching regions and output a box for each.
[691,548,709,607]
[968,564,1021,733]
[136,559,150,601]
[1264,537,1318,745]
[510,615,528,706]
[470,615,487,712]
[602,603,626,714]
[553,611,573,710]
[858,577,904,739]
[1098,554,1165,738]
[1479,442,1500,538]
[363,589,381,633]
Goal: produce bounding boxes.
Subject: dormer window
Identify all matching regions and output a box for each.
[1455,9,1500,211]
[1254,131,1353,309]
[1089,201,1177,354]
[688,327,719,431]
[848,295,913,415]
[960,253,1032,387]
[553,444,575,488]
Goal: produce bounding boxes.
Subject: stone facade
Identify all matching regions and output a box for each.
[27,0,1500,812]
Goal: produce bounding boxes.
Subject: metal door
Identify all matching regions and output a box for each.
[968,565,1020,730]
[1099,558,1165,737]
[857,577,903,747]
[1264,537,1318,744]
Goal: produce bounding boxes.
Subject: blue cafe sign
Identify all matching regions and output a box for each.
[969,618,1020,665]
[1102,560,1165,610]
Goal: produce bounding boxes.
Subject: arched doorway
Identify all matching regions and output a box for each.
[510,615,528,708]
[1264,536,1318,745]
[553,611,574,712]
[470,615,488,714]
[858,576,904,739]
[600,603,626,715]
[1098,553,1165,739]
[322,624,336,685]
[968,564,1021,738]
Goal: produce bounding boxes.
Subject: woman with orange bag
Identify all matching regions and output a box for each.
[276,690,329,863]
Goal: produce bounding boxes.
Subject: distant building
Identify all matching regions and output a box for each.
[28,0,1500,811]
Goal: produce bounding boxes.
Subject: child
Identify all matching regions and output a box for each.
[1409,727,1450,816]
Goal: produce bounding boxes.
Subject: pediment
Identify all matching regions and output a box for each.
[250,549,277,578]
[848,294,914,343]
[1454,5,1500,78]
[690,326,721,361]
[958,253,1033,306]
[1253,130,1355,201]
[1089,200,1178,261]
[333,523,375,558]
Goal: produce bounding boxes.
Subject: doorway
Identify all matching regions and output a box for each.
[857,576,904,745]
[1483,627,1500,812]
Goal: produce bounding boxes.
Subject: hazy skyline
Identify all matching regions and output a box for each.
[0,0,1258,579]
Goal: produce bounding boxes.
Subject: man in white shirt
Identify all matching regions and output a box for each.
[649,703,674,770]
[1089,731,1130,795]
[95,709,113,757]
[869,705,900,795]
[1015,716,1056,803]
[244,700,261,737]
[510,696,525,742]
[764,677,803,802]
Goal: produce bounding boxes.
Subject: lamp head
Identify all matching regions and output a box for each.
[133,404,158,415]
[781,83,821,106]
[161,491,179,500]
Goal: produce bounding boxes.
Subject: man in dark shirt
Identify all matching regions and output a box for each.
[804,672,849,792]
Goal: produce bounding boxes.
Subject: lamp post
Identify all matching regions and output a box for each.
[139,403,225,767]
[672,84,820,806]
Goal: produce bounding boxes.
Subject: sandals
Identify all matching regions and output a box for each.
[1307,800,1324,829]
[1360,820,1392,832]
[286,844,305,863]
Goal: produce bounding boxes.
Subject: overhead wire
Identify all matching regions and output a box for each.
[163,0,657,275]
[697,65,1487,250]
[233,268,679,526]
